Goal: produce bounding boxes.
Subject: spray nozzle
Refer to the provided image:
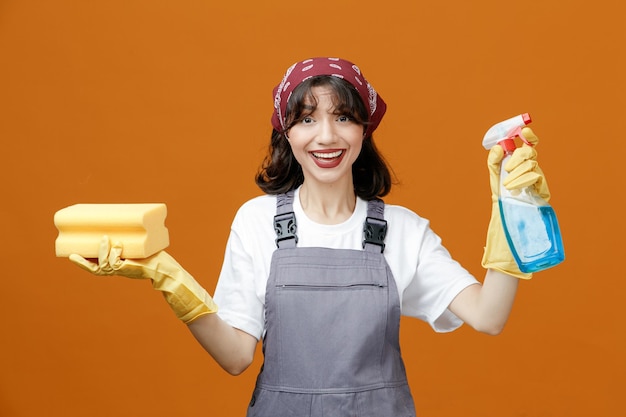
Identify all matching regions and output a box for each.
[482,113,532,153]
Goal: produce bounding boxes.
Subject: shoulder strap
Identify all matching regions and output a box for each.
[274,193,387,252]
[274,191,298,249]
[363,198,387,253]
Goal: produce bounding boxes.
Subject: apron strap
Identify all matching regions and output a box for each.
[274,192,387,253]
[274,191,298,249]
[363,198,387,253]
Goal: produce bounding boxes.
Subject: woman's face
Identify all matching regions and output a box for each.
[286,85,364,188]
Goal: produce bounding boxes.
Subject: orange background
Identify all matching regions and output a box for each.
[1,0,624,416]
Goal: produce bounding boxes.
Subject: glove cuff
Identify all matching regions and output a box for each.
[159,278,219,323]
[481,257,532,280]
[133,252,219,323]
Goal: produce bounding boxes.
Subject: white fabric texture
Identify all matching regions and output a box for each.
[213,187,479,340]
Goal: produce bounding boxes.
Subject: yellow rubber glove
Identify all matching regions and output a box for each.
[70,236,217,323]
[481,127,551,279]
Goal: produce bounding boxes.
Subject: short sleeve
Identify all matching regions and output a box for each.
[400,225,478,332]
[213,228,265,340]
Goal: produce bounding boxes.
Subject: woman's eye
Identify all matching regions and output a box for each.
[301,116,313,124]
[338,115,351,122]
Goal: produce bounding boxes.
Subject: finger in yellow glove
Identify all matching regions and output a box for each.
[70,236,217,323]
[481,127,550,279]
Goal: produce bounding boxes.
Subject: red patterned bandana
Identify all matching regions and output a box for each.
[271,57,386,138]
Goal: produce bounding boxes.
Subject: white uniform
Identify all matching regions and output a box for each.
[213,187,479,340]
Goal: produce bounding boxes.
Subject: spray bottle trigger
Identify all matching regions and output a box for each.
[505,126,533,147]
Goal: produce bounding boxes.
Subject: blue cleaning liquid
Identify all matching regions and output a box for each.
[499,196,565,273]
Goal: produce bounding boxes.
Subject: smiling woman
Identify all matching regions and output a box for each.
[67,57,557,417]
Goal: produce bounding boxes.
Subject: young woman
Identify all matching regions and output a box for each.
[71,57,550,417]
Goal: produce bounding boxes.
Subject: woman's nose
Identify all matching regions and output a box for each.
[316,119,338,144]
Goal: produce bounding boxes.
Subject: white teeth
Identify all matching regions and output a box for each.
[312,150,343,159]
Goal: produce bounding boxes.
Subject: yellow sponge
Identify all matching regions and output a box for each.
[54,203,170,259]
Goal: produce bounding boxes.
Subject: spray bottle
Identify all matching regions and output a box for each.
[482,113,564,273]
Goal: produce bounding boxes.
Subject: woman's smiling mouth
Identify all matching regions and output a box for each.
[312,150,344,159]
[310,150,345,168]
